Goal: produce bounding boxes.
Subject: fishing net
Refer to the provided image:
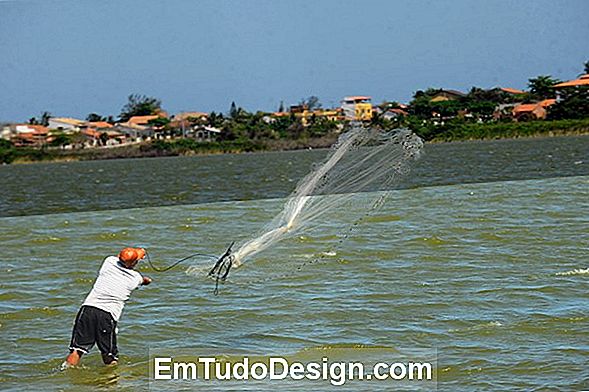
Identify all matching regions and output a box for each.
[187,126,423,286]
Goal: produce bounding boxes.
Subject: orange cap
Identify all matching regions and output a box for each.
[118,247,146,264]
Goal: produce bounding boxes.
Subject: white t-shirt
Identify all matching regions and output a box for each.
[83,256,143,321]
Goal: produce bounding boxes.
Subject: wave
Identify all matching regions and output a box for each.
[555,268,589,276]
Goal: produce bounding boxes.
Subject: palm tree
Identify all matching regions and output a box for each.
[528,75,561,100]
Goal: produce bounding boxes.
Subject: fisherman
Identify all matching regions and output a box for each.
[63,247,152,368]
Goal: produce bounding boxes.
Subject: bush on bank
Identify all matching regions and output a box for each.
[426,118,589,142]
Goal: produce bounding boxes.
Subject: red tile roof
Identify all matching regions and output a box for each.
[513,104,538,113]
[553,74,589,88]
[538,99,556,108]
[28,125,49,134]
[513,99,555,115]
[501,87,525,94]
[127,115,160,125]
[83,128,102,138]
[88,121,113,128]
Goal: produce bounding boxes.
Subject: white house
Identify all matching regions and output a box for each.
[48,117,85,132]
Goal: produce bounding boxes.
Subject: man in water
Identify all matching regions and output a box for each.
[63,247,152,368]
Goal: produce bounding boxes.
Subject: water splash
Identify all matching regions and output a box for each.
[555,268,589,276]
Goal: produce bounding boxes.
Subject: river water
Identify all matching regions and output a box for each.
[0,136,588,391]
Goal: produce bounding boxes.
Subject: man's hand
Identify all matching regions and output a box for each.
[142,276,152,286]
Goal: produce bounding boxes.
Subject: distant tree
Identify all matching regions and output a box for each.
[278,101,285,113]
[119,94,162,122]
[528,75,561,100]
[0,139,15,164]
[229,101,238,118]
[208,111,224,128]
[28,111,51,126]
[548,86,589,120]
[86,113,105,122]
[380,101,400,110]
[99,132,109,146]
[466,87,505,103]
[0,139,13,149]
[412,88,440,100]
[300,96,322,110]
[584,60,589,75]
[40,111,51,126]
[408,90,438,118]
[49,133,72,147]
[147,117,171,127]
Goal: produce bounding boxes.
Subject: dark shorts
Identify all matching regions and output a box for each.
[69,305,118,360]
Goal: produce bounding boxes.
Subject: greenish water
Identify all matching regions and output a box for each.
[0,137,588,391]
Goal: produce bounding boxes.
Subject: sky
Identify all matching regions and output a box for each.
[0,0,588,122]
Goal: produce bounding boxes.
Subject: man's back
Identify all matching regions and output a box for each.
[83,256,143,321]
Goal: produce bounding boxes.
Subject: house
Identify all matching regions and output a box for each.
[187,125,221,141]
[341,96,373,121]
[103,130,126,146]
[430,90,465,102]
[81,128,102,147]
[170,112,209,130]
[293,108,343,126]
[0,124,11,140]
[115,122,155,140]
[512,99,556,121]
[80,121,116,146]
[493,103,519,120]
[553,74,589,89]
[382,108,408,120]
[126,115,161,126]
[553,74,589,101]
[116,115,166,140]
[9,124,50,147]
[82,128,126,147]
[48,117,85,132]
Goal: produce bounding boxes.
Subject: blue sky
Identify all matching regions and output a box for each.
[0,0,588,122]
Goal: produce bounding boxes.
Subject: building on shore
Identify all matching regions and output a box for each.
[47,117,86,132]
[5,124,51,147]
[512,99,556,121]
[553,74,589,101]
[115,115,164,140]
[187,125,221,141]
[341,96,373,121]
[429,90,465,102]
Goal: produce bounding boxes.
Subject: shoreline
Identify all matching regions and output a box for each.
[4,128,589,166]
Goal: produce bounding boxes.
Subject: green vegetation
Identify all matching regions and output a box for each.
[548,87,589,120]
[0,139,16,164]
[119,94,162,122]
[149,138,267,154]
[28,111,51,126]
[528,75,561,100]
[426,118,589,142]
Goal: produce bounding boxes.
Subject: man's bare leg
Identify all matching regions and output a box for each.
[64,350,83,367]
